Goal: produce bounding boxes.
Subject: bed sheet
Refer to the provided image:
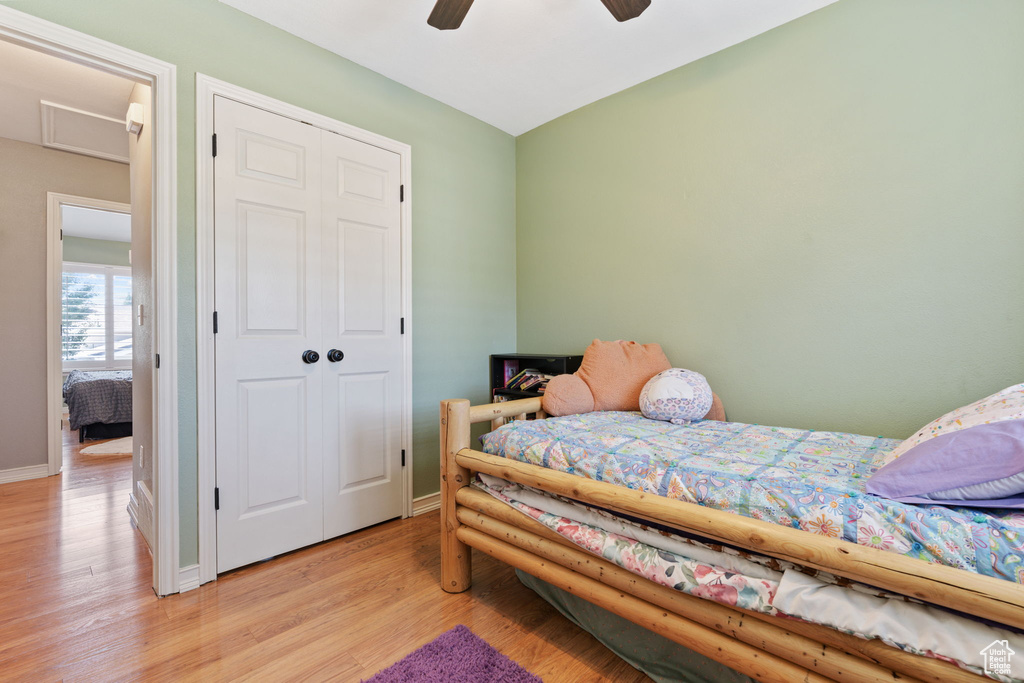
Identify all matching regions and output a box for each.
[480,411,1024,583]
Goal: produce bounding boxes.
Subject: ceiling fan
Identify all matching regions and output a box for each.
[428,0,652,30]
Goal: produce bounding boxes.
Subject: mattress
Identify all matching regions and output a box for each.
[479,411,1024,584]
[62,369,133,430]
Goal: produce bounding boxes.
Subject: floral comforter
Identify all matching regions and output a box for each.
[480,411,1024,583]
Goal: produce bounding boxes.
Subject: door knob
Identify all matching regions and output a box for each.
[327,349,345,363]
[302,350,320,364]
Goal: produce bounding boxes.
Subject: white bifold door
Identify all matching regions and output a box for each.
[214,96,404,572]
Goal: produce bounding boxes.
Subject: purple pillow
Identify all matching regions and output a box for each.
[866,420,1024,508]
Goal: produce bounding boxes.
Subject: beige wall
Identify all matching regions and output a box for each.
[0,137,130,471]
[128,83,154,497]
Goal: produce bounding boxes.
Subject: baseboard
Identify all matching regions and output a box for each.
[127,481,155,550]
[412,491,441,516]
[179,564,201,593]
[0,463,50,485]
[127,493,140,530]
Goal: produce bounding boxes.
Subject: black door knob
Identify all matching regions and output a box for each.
[327,349,345,363]
[302,350,320,364]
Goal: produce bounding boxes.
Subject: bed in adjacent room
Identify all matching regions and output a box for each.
[62,369,133,442]
[439,381,1024,683]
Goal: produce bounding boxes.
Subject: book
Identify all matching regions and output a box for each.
[502,360,519,385]
[505,368,537,389]
[506,370,555,393]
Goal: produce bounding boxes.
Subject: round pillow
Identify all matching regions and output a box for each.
[640,368,713,423]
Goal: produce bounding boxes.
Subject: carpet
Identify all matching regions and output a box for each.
[81,436,132,456]
[364,625,542,682]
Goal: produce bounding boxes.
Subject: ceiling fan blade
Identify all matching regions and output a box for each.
[428,0,476,30]
[599,0,652,22]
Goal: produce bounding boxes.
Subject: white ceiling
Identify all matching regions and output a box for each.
[219,0,837,135]
[62,205,131,243]
[0,39,135,150]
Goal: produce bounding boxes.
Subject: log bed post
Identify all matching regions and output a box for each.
[440,399,472,592]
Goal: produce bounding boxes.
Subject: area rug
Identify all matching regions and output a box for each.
[81,436,132,456]
[363,625,542,682]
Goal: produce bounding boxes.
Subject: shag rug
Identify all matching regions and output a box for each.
[363,625,542,682]
[81,436,132,456]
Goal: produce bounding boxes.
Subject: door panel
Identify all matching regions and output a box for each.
[335,372,388,488]
[237,377,308,512]
[340,222,386,333]
[321,131,404,539]
[236,130,307,186]
[237,203,307,334]
[214,96,324,572]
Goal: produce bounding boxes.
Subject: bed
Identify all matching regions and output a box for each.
[439,396,1024,683]
[63,370,133,442]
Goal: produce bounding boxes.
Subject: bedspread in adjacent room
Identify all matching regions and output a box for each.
[479,411,1024,584]
[62,369,133,430]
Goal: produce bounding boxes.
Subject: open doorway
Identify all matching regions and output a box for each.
[0,33,150,560]
[50,196,159,548]
[0,9,177,594]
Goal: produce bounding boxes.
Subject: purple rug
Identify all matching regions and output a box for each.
[364,625,542,682]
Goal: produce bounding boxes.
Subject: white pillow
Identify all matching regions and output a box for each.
[640,368,713,424]
[877,382,1024,467]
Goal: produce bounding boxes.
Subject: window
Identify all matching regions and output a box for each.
[62,262,132,369]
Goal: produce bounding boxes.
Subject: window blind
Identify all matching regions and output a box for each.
[62,262,132,369]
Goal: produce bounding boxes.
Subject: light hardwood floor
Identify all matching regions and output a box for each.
[0,424,648,682]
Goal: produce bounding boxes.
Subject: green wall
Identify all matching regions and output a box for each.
[4,0,517,565]
[516,0,1024,438]
[63,236,131,267]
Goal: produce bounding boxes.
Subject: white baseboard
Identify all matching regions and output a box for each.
[412,492,440,516]
[179,564,201,593]
[127,481,155,550]
[0,463,50,484]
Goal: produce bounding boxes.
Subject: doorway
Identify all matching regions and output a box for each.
[50,195,154,543]
[0,6,179,595]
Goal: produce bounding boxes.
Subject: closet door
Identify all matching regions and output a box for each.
[320,131,404,538]
[214,96,325,572]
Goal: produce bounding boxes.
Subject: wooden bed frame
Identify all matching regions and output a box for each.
[440,396,1024,683]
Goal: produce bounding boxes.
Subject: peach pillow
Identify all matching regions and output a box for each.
[579,340,672,411]
[542,374,595,416]
[542,340,671,416]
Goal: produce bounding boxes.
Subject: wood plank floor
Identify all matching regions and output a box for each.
[0,424,649,682]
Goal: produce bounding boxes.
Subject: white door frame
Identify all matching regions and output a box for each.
[0,6,180,597]
[46,193,132,474]
[195,74,413,585]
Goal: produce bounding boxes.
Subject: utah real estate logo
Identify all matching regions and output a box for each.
[981,640,1015,677]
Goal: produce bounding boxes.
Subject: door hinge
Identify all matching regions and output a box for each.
[212,133,218,157]
[399,184,404,203]
[60,229,63,240]
[401,449,406,467]
[155,353,161,369]
[213,311,219,334]
[214,487,220,511]
[400,317,405,334]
